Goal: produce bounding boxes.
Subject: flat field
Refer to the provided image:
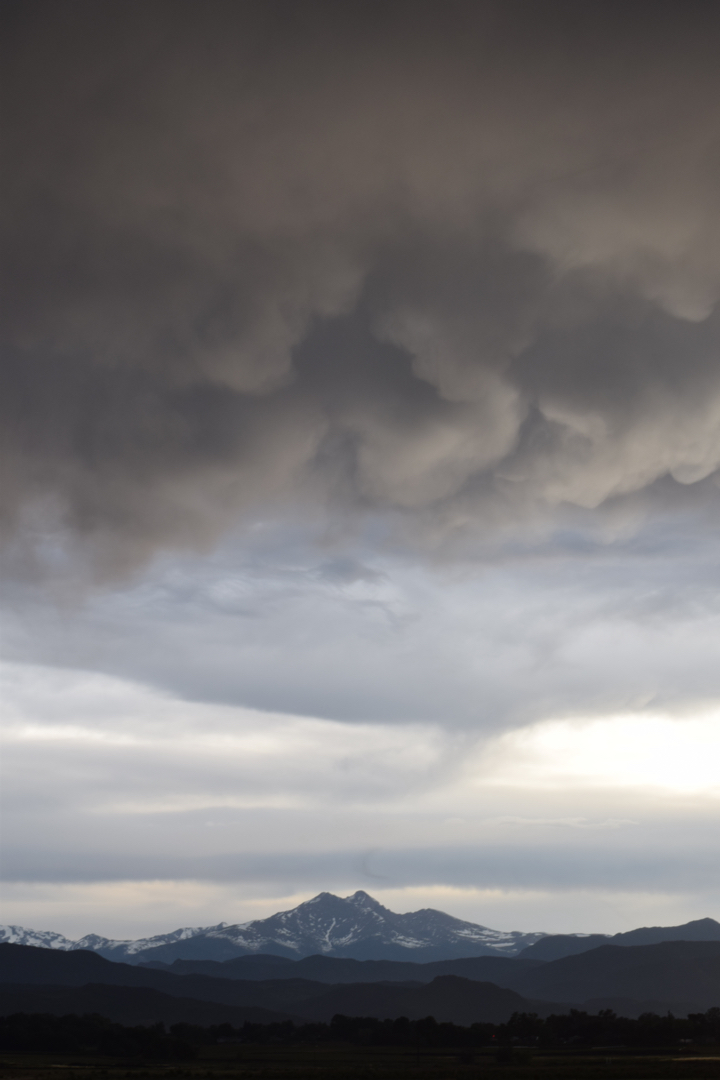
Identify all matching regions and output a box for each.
[1,1043,720,1080]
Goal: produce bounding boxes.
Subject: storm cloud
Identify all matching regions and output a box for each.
[5,0,720,576]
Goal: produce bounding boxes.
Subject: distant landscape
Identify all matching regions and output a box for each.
[2,892,719,1028]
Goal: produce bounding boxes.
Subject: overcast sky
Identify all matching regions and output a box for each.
[2,0,720,940]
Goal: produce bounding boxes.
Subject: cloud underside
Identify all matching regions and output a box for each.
[4,0,720,575]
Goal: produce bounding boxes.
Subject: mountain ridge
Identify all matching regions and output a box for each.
[518,917,720,961]
[2,891,718,965]
[0,890,545,964]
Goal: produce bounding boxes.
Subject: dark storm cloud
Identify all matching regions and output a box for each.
[5,0,720,574]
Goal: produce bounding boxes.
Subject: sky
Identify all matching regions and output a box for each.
[2,0,720,940]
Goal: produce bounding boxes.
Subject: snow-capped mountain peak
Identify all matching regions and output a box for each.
[0,925,77,951]
[0,891,546,964]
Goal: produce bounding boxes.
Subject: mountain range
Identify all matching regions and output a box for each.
[3,937,720,1025]
[0,891,545,963]
[3,890,718,965]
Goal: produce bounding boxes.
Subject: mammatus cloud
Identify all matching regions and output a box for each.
[4,0,720,576]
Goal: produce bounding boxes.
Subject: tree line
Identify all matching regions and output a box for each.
[1,1007,719,1058]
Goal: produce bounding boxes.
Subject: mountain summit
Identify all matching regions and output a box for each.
[199,890,545,963]
[0,891,545,965]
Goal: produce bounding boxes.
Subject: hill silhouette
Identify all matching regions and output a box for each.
[0,944,334,1009]
[514,940,720,1008]
[142,952,544,985]
[0,944,556,1024]
[290,974,561,1025]
[519,917,720,961]
[3,940,720,1024]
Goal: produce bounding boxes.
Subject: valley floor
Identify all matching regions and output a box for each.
[2,1044,720,1080]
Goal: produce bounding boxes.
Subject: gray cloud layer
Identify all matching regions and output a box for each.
[5,519,720,726]
[5,0,720,576]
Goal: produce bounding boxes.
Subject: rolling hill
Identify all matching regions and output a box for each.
[3,938,720,1024]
